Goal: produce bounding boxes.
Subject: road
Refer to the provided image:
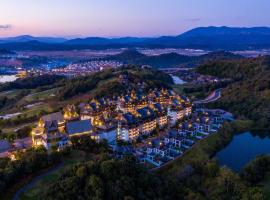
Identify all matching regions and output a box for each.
[194,89,222,104]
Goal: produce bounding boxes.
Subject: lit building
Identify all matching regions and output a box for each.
[117,113,140,141]
[63,105,79,121]
[32,112,68,150]
[136,107,157,134]
[66,119,94,137]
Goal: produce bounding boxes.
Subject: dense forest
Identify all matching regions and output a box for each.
[197,56,270,130]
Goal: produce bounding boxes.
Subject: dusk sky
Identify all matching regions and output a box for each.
[1,0,270,38]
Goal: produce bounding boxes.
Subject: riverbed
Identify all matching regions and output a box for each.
[170,74,186,85]
[216,132,270,172]
[0,75,18,83]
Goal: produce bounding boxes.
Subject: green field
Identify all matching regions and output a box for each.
[22,88,60,103]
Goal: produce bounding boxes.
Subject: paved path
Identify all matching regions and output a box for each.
[13,162,64,200]
[194,89,222,104]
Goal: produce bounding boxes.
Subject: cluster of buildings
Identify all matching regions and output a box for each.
[31,89,192,151]
[51,60,123,76]
[137,48,208,57]
[1,87,231,167]
[135,109,229,167]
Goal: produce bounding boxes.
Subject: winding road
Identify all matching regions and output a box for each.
[194,89,222,104]
[12,162,64,200]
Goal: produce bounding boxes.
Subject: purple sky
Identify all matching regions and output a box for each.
[0,0,270,38]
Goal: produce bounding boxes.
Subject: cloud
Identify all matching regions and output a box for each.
[0,24,12,30]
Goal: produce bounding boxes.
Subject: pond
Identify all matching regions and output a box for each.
[216,132,270,172]
[170,74,186,85]
[0,75,18,83]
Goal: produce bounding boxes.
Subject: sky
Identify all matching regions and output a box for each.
[0,0,270,38]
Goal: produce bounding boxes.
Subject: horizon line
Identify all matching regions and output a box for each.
[1,25,270,39]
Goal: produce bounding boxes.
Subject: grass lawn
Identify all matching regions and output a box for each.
[0,90,20,98]
[19,150,94,200]
[23,88,60,103]
[21,103,55,117]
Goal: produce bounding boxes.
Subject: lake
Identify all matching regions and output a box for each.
[170,75,186,85]
[0,75,18,83]
[216,132,270,172]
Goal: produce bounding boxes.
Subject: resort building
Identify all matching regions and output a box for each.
[32,112,68,150]
[66,120,94,137]
[31,89,196,150]
[117,113,140,141]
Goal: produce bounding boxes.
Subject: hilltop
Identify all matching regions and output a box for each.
[0,66,173,127]
[106,49,242,68]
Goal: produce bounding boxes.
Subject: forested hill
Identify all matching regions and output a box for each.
[197,56,270,80]
[58,66,173,99]
[197,56,270,130]
[106,49,242,68]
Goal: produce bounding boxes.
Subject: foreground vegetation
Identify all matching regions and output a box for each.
[7,121,265,200]
[0,147,62,199]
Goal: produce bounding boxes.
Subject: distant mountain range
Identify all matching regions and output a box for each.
[0,35,67,44]
[104,49,243,68]
[1,26,270,50]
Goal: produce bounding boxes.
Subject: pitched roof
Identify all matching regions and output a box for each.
[123,113,137,124]
[66,120,93,135]
[123,95,131,103]
[153,103,163,112]
[89,102,98,111]
[44,120,58,132]
[41,112,64,123]
[0,140,11,152]
[137,107,155,119]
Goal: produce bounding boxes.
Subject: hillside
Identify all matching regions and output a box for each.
[59,66,173,99]
[0,49,15,55]
[197,56,270,80]
[0,66,173,122]
[197,56,270,130]
[106,49,242,68]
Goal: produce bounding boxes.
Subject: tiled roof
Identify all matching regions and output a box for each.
[153,103,163,112]
[89,102,97,111]
[41,112,64,123]
[44,120,58,132]
[0,140,10,152]
[137,107,155,119]
[123,113,137,124]
[66,120,93,135]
